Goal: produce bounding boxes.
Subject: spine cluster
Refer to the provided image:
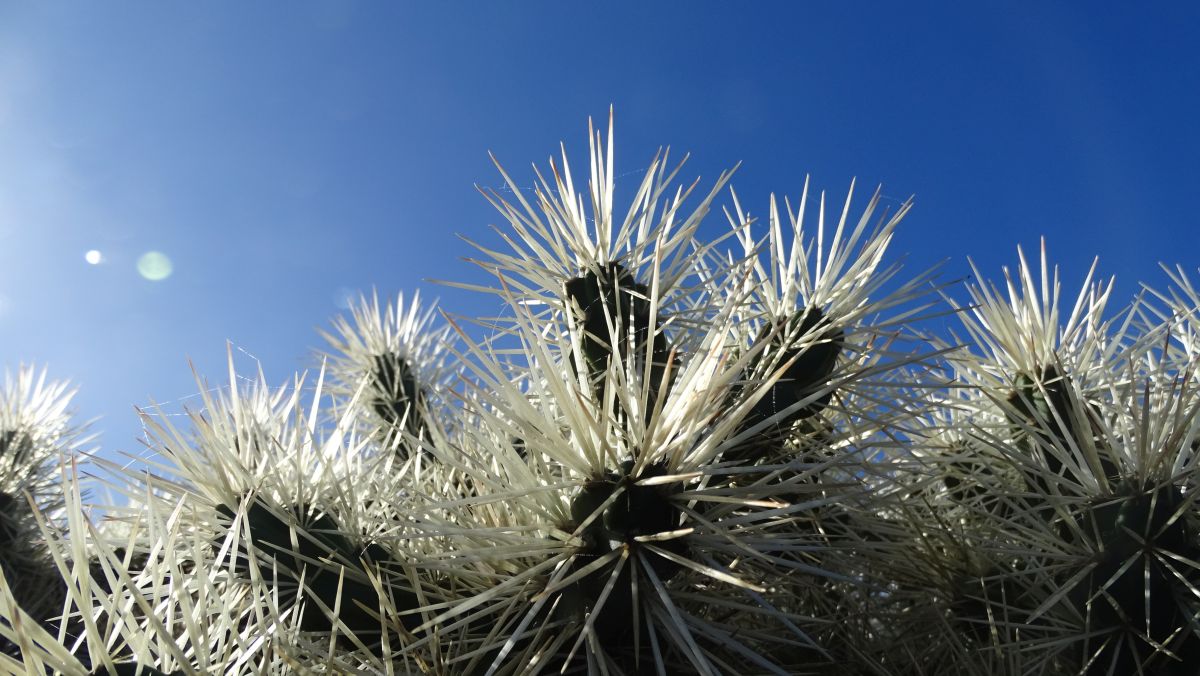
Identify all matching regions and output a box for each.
[2,119,1199,676]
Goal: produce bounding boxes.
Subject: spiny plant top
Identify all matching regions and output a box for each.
[3,115,1200,676]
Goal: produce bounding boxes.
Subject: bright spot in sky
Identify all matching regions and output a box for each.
[85,249,103,265]
[137,251,173,281]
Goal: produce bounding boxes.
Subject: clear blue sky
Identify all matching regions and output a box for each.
[2,3,1198,462]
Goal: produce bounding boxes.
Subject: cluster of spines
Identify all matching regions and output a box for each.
[4,124,1200,676]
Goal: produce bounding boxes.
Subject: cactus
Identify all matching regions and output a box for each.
[3,118,1200,675]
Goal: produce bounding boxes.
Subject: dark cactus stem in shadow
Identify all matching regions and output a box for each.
[0,485,71,660]
[942,461,994,504]
[1005,365,1118,494]
[0,429,34,465]
[1070,483,1200,676]
[604,459,683,544]
[369,353,427,456]
[0,490,34,661]
[729,308,844,465]
[214,496,420,648]
[948,567,1033,646]
[940,440,1015,521]
[564,263,674,415]
[560,460,686,654]
[0,491,18,554]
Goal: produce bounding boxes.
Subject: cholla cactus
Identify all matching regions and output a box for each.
[5,116,1200,676]
[893,246,1200,676]
[418,115,951,675]
[321,291,453,458]
[1,366,87,533]
[0,366,88,651]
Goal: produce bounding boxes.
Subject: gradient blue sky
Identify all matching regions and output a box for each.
[2,4,1198,462]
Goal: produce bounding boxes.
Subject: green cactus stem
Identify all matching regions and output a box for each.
[0,429,33,465]
[560,460,686,651]
[753,309,844,422]
[0,491,18,553]
[214,497,419,645]
[728,308,844,465]
[947,567,1032,646]
[564,263,674,411]
[1005,366,1118,488]
[1071,483,1200,675]
[369,353,427,449]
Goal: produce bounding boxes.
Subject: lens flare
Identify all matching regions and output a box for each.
[137,251,173,281]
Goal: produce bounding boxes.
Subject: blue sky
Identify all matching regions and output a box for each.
[1,4,1198,462]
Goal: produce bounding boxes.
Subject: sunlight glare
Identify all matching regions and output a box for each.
[137,251,173,281]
